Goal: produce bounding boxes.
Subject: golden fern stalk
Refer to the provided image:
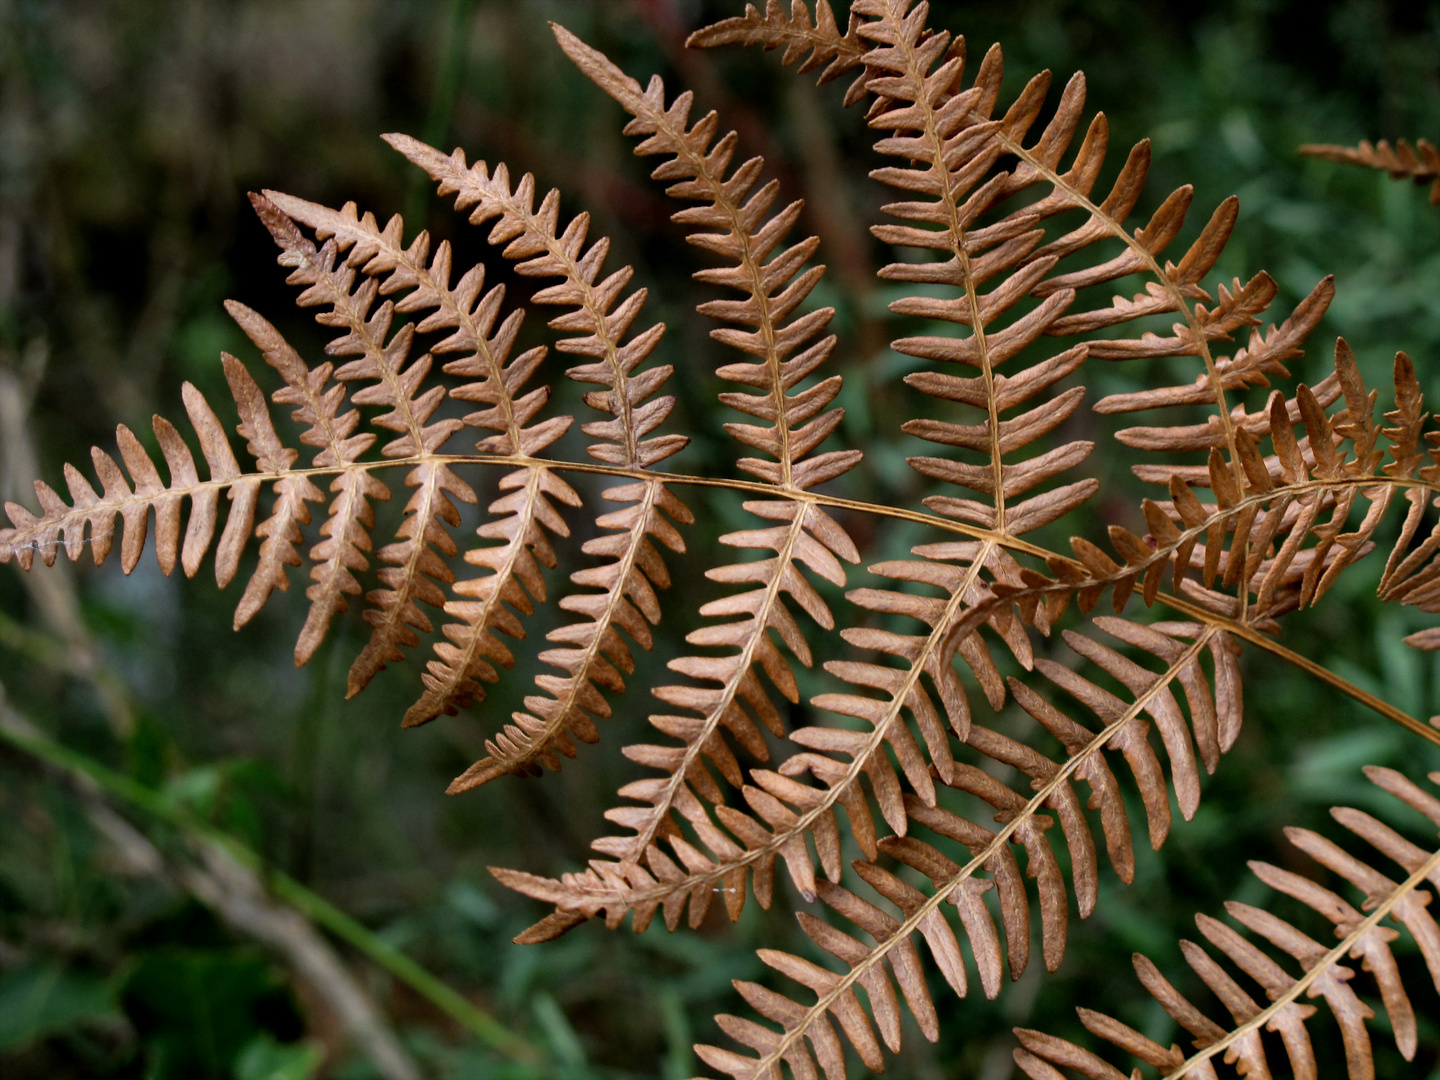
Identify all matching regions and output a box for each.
[4,1,1440,1077]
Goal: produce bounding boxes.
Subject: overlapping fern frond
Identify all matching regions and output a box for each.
[1015,766,1440,1080]
[5,2,1440,1078]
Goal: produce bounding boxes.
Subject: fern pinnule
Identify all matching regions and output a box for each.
[529,26,864,901]
[220,355,329,625]
[856,8,1097,533]
[686,0,870,107]
[16,383,241,583]
[358,134,694,783]
[1380,370,1440,647]
[1014,767,1440,1080]
[250,194,463,463]
[1093,274,1336,461]
[223,298,387,664]
[691,617,1243,1080]
[0,302,354,642]
[1301,136,1440,205]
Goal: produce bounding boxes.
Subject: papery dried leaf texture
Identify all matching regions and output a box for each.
[3,1,1440,1078]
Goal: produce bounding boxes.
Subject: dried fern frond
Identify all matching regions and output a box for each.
[687,0,871,106]
[1302,136,1440,206]
[534,26,864,891]
[0,133,695,785]
[7,4,1440,1078]
[685,616,1242,1079]
[279,136,694,778]
[1014,766,1440,1080]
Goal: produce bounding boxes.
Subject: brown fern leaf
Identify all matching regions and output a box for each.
[846,1,1334,498]
[0,288,386,657]
[693,617,1242,1078]
[509,28,864,881]
[554,26,859,492]
[274,147,693,781]
[249,193,506,718]
[223,299,387,663]
[686,0,870,107]
[0,380,264,585]
[987,338,1434,653]
[1014,766,1440,1080]
[493,763,849,940]
[855,1,1096,535]
[219,357,328,630]
[1302,136,1440,206]
[11,8,1440,1078]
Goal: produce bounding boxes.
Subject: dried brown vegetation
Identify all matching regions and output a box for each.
[1301,136,1440,206]
[4,2,1440,1078]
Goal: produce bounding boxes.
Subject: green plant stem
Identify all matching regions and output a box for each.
[0,711,540,1064]
[406,0,475,228]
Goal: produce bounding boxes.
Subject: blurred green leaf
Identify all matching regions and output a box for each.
[123,950,293,1080]
[0,963,123,1052]
[532,991,586,1069]
[234,1034,324,1080]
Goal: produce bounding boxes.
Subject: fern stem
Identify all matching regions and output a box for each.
[0,702,541,1063]
[1159,591,1440,746]
[0,452,1061,572]
[496,458,1052,549]
[1164,841,1440,1080]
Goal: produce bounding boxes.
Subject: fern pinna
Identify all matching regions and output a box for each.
[3,2,1440,1077]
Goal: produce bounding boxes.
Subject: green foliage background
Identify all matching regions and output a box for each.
[1,0,1439,1077]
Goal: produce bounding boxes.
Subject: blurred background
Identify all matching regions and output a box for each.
[2,0,1440,1077]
